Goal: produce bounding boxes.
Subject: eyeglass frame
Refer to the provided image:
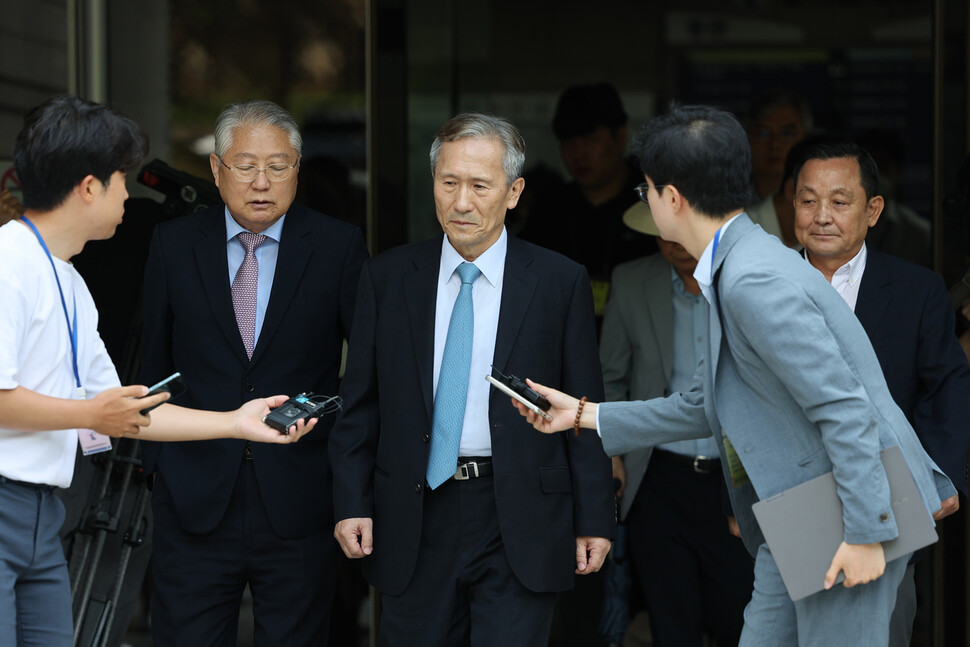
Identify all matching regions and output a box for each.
[634,182,668,205]
[218,156,301,183]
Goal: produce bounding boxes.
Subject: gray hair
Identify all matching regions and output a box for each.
[213,100,302,157]
[429,113,525,187]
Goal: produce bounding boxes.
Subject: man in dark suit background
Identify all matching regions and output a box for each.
[139,100,368,646]
[329,113,615,646]
[793,139,970,646]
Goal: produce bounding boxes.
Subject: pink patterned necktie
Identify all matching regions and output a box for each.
[232,231,266,358]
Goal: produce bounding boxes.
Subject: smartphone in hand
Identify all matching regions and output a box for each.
[486,374,553,421]
[140,372,186,414]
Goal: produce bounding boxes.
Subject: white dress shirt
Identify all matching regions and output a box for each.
[433,229,507,456]
[822,243,867,312]
[694,213,743,305]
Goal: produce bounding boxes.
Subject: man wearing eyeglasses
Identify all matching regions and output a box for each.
[601,201,754,646]
[745,89,812,206]
[139,99,369,646]
[513,105,955,646]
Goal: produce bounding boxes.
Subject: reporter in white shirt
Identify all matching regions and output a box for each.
[0,96,315,647]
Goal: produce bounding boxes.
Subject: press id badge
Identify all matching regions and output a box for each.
[723,435,749,487]
[75,387,112,455]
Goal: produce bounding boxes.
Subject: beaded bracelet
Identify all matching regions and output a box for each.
[573,396,587,436]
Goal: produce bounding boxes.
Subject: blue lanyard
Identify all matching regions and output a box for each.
[710,227,722,282]
[20,216,81,389]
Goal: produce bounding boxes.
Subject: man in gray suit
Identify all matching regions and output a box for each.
[512,105,955,646]
[602,202,752,645]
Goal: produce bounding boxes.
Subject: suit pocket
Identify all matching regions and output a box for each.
[796,444,826,468]
[539,466,572,493]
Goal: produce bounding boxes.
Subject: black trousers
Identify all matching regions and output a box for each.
[150,461,339,647]
[626,450,754,647]
[378,474,556,647]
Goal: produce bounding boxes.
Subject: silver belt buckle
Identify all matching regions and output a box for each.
[693,455,713,473]
[454,462,479,480]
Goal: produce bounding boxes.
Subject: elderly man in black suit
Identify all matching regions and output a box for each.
[330,113,615,646]
[139,99,368,646]
[793,139,970,647]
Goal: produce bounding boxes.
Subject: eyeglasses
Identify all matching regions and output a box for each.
[634,182,667,204]
[219,157,300,183]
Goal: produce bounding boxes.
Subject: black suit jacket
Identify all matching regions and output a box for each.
[855,247,970,496]
[329,234,615,596]
[139,202,368,538]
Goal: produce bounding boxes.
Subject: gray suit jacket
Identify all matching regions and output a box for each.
[600,253,677,520]
[598,214,955,557]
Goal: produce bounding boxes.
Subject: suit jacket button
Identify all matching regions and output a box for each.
[422,434,430,443]
[245,382,254,392]
[414,482,423,493]
[879,512,890,522]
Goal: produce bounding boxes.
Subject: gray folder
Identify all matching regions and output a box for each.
[751,445,937,601]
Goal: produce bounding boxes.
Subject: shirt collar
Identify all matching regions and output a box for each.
[694,212,743,297]
[224,207,286,243]
[439,227,508,287]
[832,243,868,285]
[806,242,867,287]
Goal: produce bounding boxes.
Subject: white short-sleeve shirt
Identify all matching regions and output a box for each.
[0,220,121,487]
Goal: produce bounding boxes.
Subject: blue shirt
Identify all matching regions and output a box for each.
[658,266,718,458]
[225,210,285,345]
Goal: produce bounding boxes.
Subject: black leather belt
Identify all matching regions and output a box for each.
[0,474,56,493]
[454,458,493,480]
[653,449,719,474]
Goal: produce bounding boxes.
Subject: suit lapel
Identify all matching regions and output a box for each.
[251,206,314,365]
[194,211,249,363]
[854,247,891,336]
[708,215,754,382]
[708,280,724,381]
[404,238,442,420]
[491,237,538,377]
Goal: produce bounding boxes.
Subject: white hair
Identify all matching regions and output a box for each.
[213,100,302,157]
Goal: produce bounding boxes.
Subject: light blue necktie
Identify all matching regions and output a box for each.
[426,262,482,489]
